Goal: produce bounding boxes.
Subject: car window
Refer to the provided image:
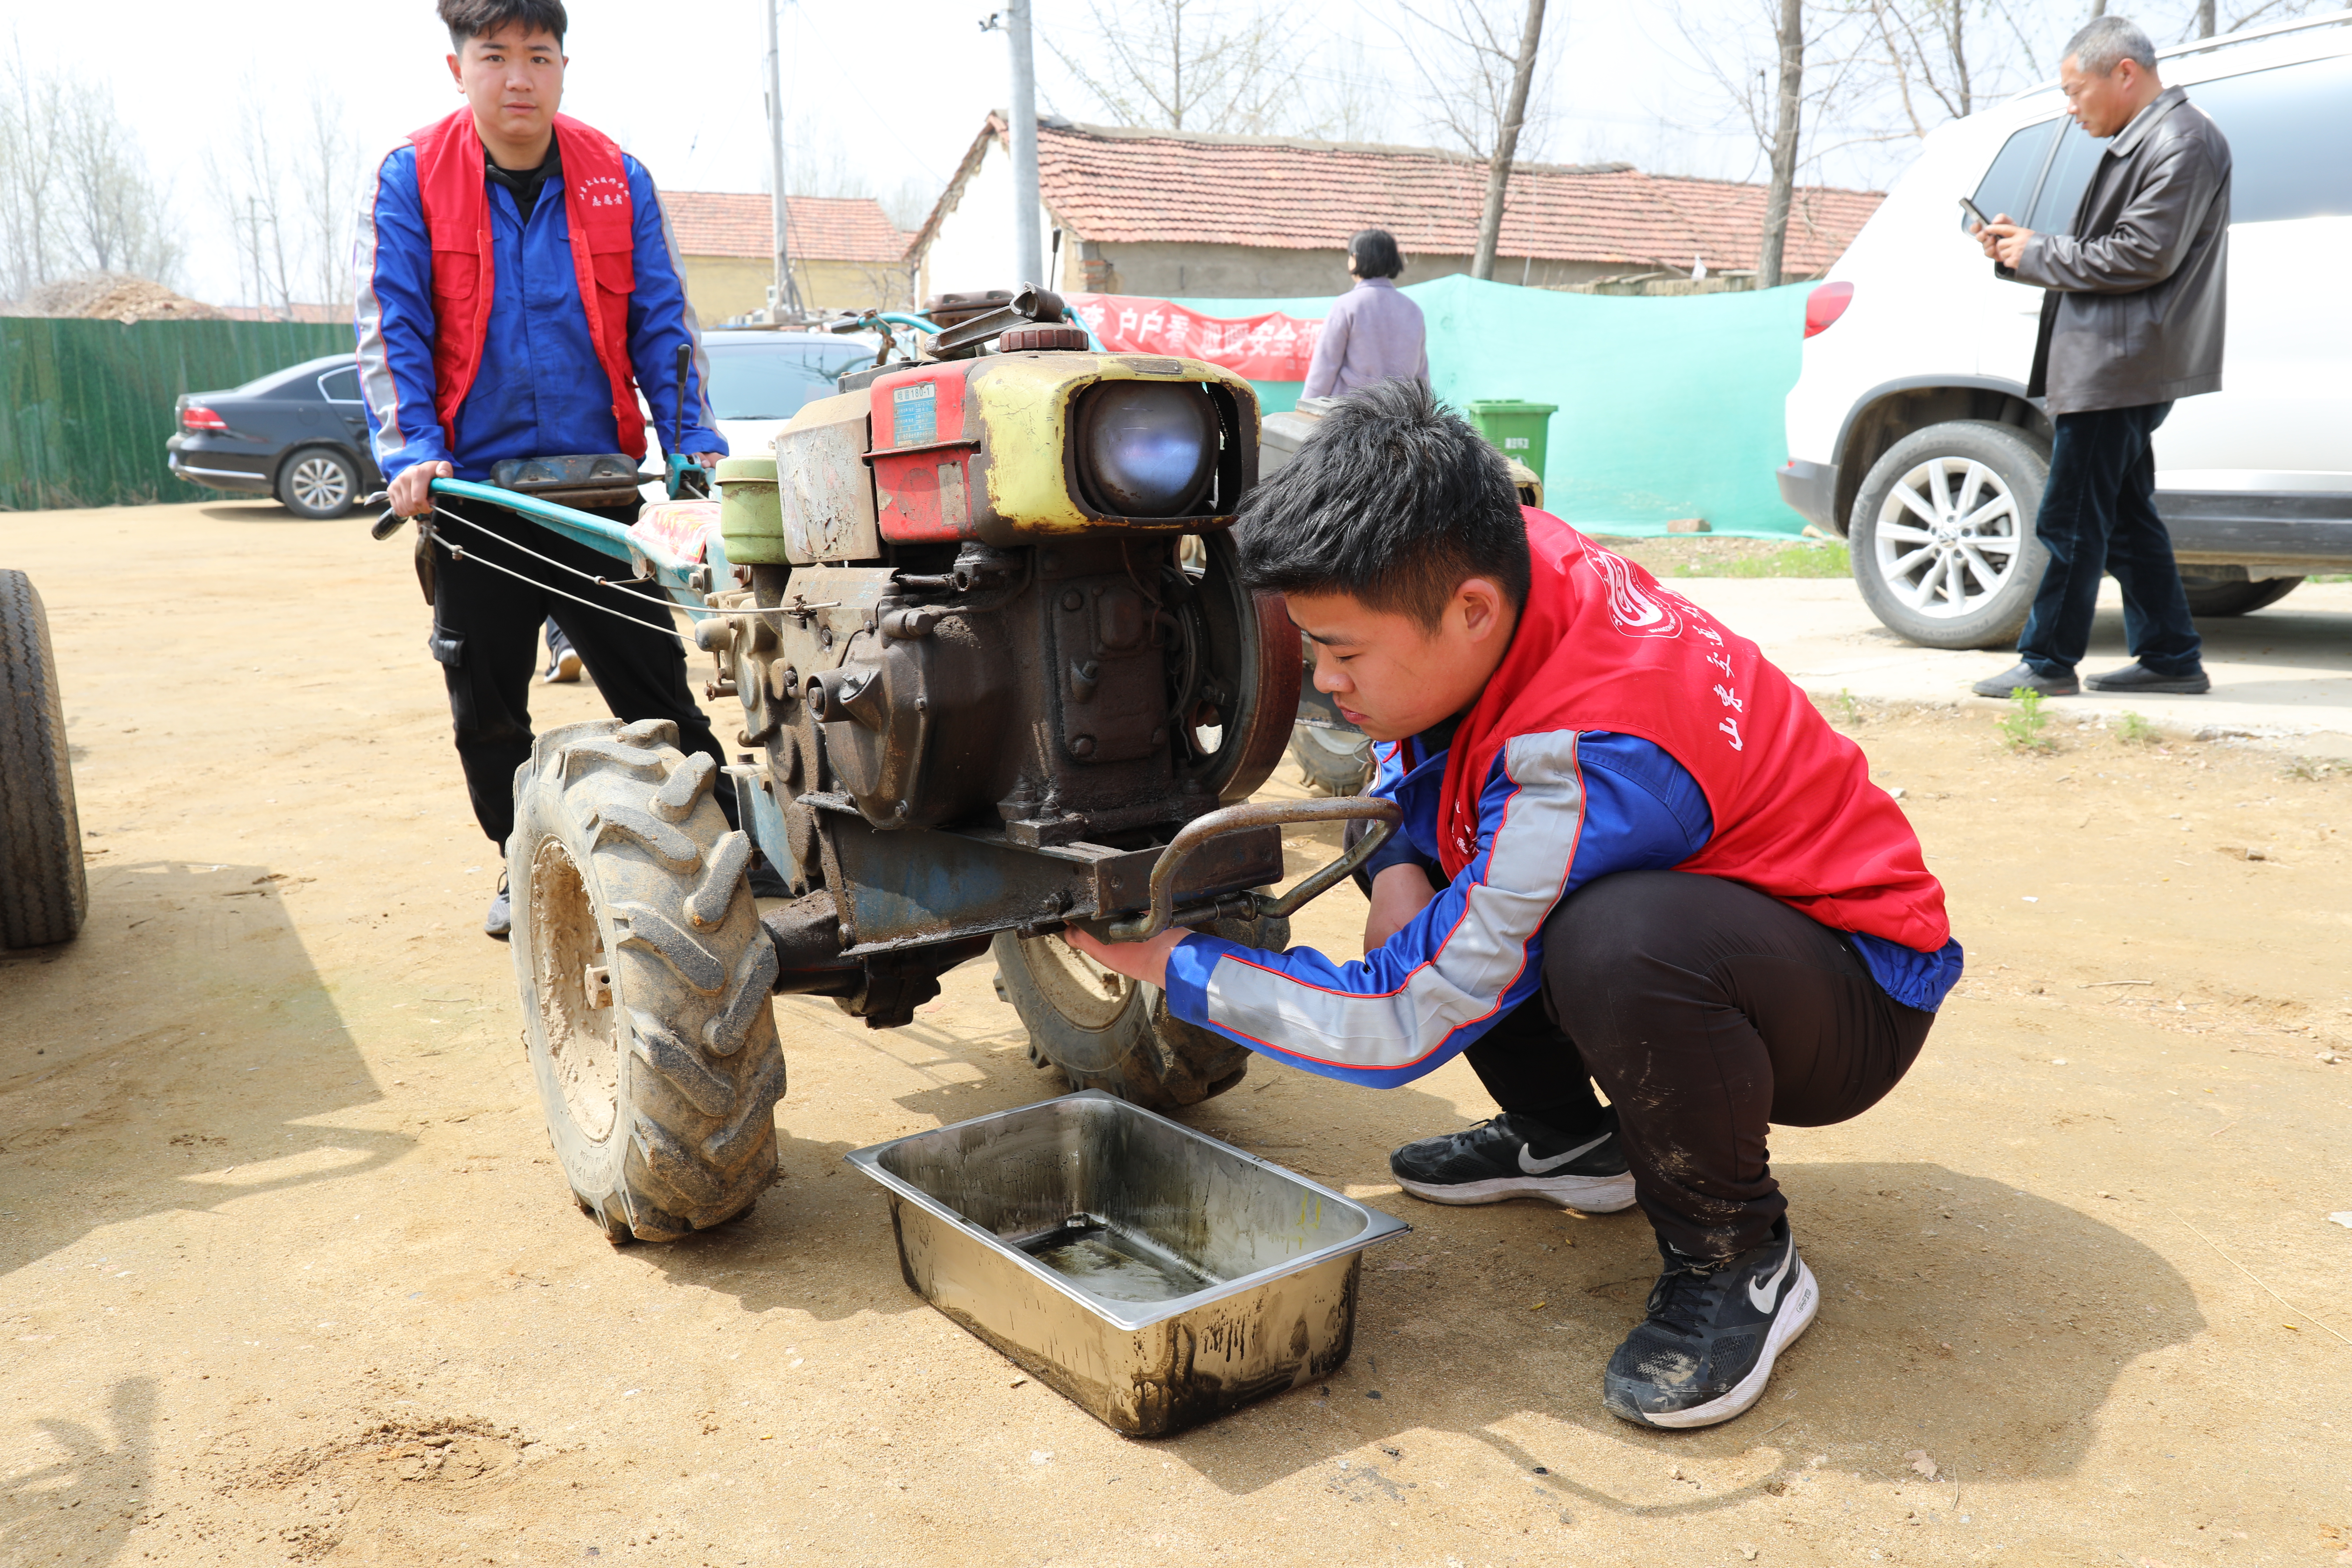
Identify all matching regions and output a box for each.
[1967,119,2060,230]
[2186,54,2352,223]
[2026,120,2105,233]
[704,345,869,420]
[317,365,361,403]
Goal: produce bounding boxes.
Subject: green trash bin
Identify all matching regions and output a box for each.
[1463,400,1558,486]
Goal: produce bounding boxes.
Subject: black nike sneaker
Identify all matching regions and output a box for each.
[1602,1218,1819,1429]
[1387,1111,1637,1211]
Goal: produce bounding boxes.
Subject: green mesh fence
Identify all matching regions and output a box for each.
[1175,275,1811,537]
[0,318,354,511]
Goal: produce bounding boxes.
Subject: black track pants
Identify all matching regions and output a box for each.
[1465,870,1936,1260]
[425,497,735,848]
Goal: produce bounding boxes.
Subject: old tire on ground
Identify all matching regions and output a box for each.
[1850,420,2049,651]
[992,912,1288,1112]
[509,717,785,1243]
[276,445,361,520]
[0,569,87,948]
[2181,575,2301,617]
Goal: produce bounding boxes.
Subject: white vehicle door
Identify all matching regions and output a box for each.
[1966,112,2069,382]
[2154,54,2352,492]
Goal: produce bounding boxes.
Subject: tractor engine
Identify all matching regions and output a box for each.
[698,299,1298,1027]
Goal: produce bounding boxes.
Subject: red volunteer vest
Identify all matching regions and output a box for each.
[408,107,645,460]
[1436,511,1951,953]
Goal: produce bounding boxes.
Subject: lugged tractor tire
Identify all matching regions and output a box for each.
[0,569,87,949]
[1288,722,1375,797]
[508,718,785,1243]
[991,912,1288,1112]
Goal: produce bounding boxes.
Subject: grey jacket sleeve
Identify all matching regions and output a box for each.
[2011,136,2226,295]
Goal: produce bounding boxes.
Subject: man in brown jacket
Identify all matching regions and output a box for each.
[1969,14,2231,699]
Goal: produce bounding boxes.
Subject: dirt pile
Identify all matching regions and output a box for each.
[1,271,224,322]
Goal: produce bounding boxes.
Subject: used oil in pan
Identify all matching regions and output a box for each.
[1017,1213,1220,1304]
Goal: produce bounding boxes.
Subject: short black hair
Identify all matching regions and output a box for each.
[1237,378,1530,628]
[440,0,567,48]
[1349,228,1404,280]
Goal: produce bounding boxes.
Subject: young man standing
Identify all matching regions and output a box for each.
[357,0,735,938]
[1072,382,1962,1430]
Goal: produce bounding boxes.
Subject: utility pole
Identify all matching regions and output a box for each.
[1007,0,1043,289]
[763,0,804,319]
[1472,0,1546,282]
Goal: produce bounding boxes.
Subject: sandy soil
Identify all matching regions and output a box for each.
[5,500,2351,1568]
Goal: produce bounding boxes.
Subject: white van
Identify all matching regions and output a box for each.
[1779,12,2352,648]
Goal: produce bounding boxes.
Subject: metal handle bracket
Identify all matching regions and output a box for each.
[1105,796,1403,942]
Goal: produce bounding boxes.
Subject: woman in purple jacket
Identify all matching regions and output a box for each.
[1301,229,1430,400]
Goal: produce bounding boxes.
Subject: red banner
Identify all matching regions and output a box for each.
[1067,293,1325,381]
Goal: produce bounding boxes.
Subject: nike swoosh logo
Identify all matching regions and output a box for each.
[1517,1129,1611,1175]
[1748,1243,1796,1314]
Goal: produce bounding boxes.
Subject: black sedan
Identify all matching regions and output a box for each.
[167,355,380,519]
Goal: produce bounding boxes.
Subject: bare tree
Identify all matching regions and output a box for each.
[0,42,63,299]
[293,86,363,312]
[1047,0,1310,134]
[1294,33,1387,144]
[1674,0,1871,285]
[1471,0,1546,280]
[1756,0,1806,288]
[204,88,296,316]
[1393,0,1559,165]
[0,53,179,297]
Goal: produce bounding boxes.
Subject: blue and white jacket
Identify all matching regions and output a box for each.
[1162,729,1964,1089]
[354,142,723,485]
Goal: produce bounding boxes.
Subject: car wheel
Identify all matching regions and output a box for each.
[1849,420,2049,651]
[2180,575,2302,617]
[278,446,360,519]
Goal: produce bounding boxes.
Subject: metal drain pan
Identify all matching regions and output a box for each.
[846,1090,1407,1436]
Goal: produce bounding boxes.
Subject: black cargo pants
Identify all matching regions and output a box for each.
[425,495,736,849]
[1359,824,1936,1260]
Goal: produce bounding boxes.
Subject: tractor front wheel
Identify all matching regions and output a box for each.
[509,718,785,1242]
[991,911,1287,1112]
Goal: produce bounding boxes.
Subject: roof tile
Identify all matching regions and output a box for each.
[660,191,910,264]
[1020,122,1879,274]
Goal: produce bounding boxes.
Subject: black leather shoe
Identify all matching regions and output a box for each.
[1970,661,2078,698]
[2085,661,2210,694]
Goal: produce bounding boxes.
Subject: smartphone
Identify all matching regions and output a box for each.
[1958,195,1993,229]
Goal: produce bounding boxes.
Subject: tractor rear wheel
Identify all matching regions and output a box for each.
[991,911,1287,1112]
[509,718,785,1242]
[0,569,86,949]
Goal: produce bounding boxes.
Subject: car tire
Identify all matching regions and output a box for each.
[278,446,361,519]
[2180,575,2302,617]
[1849,420,2049,651]
[0,570,88,948]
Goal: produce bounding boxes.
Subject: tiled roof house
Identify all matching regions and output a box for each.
[910,114,1882,301]
[658,191,914,321]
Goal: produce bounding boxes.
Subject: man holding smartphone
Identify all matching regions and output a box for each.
[1966,14,2231,700]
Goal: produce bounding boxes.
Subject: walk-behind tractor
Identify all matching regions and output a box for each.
[381,289,1395,1242]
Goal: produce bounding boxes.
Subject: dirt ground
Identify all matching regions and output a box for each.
[5,500,2351,1568]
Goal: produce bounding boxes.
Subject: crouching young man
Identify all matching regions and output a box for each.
[1070,381,1962,1429]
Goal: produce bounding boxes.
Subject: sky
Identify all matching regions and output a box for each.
[6,0,2163,306]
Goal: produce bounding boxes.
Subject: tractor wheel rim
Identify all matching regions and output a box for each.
[1021,933,1136,1032]
[1873,455,2023,620]
[530,838,620,1140]
[291,457,350,510]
